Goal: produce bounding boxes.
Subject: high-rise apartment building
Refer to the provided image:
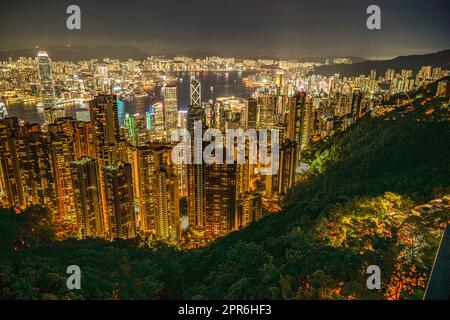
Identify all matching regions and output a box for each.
[0,118,26,208]
[103,161,136,240]
[50,134,77,225]
[71,157,104,239]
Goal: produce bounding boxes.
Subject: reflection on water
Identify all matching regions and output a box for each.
[5,72,254,126]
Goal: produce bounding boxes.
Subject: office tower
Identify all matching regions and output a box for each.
[163,85,178,136]
[124,113,150,147]
[155,166,180,244]
[71,157,103,238]
[50,134,77,225]
[0,118,25,208]
[150,102,165,141]
[186,105,206,237]
[190,75,201,106]
[204,162,238,240]
[257,94,277,130]
[237,192,263,228]
[103,162,136,240]
[36,51,63,124]
[245,98,258,130]
[124,113,138,145]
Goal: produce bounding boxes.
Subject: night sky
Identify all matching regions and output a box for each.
[1,0,449,59]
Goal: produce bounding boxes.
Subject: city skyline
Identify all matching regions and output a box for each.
[0,1,449,302]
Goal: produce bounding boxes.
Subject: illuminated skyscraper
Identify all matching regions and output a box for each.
[291,92,311,162]
[186,105,206,237]
[90,94,121,166]
[265,139,296,197]
[18,126,56,209]
[257,94,277,130]
[103,162,136,240]
[204,163,238,240]
[71,157,104,239]
[74,122,94,159]
[90,94,122,231]
[150,102,165,141]
[349,89,363,123]
[0,118,26,208]
[134,144,160,233]
[36,51,63,124]
[128,143,180,243]
[155,166,180,244]
[237,192,262,228]
[50,134,77,225]
[163,85,178,137]
[190,75,201,107]
[245,98,258,130]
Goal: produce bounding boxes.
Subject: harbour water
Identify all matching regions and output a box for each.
[5,71,255,125]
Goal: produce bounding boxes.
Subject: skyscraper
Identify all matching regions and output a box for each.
[90,94,121,167]
[297,93,311,155]
[237,192,263,228]
[36,51,63,124]
[0,118,26,208]
[90,94,122,231]
[163,85,178,138]
[190,75,201,107]
[103,162,136,240]
[155,166,180,244]
[204,162,238,240]
[50,134,77,226]
[186,105,206,238]
[257,94,277,130]
[245,98,258,130]
[71,157,104,239]
[18,127,55,209]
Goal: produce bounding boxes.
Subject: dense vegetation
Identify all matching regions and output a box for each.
[1,93,449,300]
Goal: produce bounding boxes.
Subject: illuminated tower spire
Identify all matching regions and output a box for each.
[36,51,62,124]
[190,75,201,107]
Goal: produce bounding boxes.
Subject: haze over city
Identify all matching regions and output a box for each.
[1,0,450,59]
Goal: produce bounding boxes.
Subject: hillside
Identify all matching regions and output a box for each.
[0,93,449,300]
[313,50,450,77]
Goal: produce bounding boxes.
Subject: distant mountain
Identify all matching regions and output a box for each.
[313,50,450,77]
[0,45,149,61]
[297,55,366,64]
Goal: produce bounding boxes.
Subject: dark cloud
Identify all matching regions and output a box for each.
[0,0,449,58]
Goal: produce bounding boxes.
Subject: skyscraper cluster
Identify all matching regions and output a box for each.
[2,50,431,248]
